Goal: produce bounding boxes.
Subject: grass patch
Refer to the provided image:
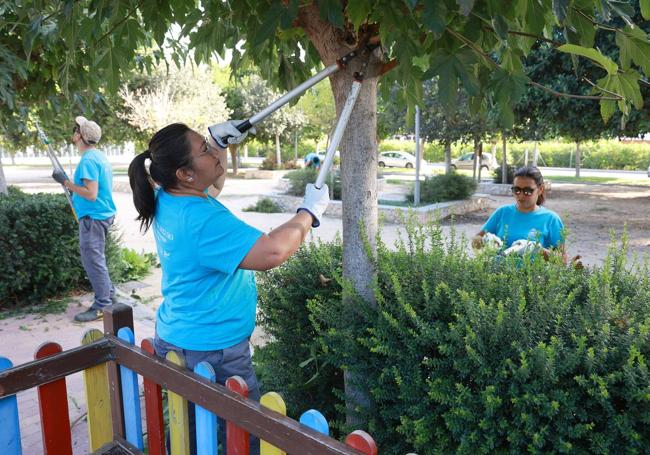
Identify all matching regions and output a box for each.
[243,197,283,213]
[544,175,650,185]
[0,296,71,320]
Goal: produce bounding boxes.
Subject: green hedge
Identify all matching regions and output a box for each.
[284,167,342,200]
[0,188,145,309]
[408,173,477,203]
[255,226,650,454]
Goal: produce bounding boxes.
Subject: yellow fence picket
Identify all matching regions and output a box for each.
[81,329,113,452]
[166,351,191,455]
[260,392,287,455]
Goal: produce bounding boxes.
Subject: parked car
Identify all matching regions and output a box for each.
[378,151,423,168]
[450,152,498,171]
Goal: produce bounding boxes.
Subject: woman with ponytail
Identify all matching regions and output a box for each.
[129,122,329,453]
[472,165,567,262]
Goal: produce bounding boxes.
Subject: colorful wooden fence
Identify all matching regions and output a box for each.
[0,303,382,455]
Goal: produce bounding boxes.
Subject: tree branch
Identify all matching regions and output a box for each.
[445,29,623,101]
[582,76,624,99]
[481,26,563,47]
[97,0,145,44]
[572,8,620,33]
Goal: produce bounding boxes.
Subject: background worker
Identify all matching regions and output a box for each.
[472,165,567,262]
[52,116,117,322]
[128,121,329,453]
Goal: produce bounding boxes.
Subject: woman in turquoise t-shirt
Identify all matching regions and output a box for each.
[128,122,330,453]
[472,166,567,263]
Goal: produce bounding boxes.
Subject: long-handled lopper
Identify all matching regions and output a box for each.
[35,123,78,221]
[212,46,374,190]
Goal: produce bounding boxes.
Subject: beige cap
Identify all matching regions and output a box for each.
[75,116,102,144]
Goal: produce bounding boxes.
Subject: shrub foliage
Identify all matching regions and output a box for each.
[410,172,477,204]
[284,167,342,200]
[256,223,650,454]
[0,188,149,308]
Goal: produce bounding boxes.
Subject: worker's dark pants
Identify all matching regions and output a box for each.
[154,335,261,455]
[79,216,115,310]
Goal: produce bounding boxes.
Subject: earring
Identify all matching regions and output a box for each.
[187,177,194,182]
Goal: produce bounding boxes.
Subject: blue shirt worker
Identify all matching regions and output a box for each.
[472,166,567,263]
[52,116,117,322]
[128,122,330,454]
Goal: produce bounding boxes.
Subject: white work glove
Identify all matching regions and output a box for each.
[483,232,503,248]
[503,239,540,256]
[297,183,330,228]
[208,120,255,148]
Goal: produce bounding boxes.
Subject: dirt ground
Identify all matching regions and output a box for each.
[447,183,650,267]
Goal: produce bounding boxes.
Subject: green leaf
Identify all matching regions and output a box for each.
[552,0,569,24]
[253,4,282,46]
[318,0,344,29]
[615,27,650,76]
[423,1,447,34]
[404,0,418,11]
[642,0,650,20]
[456,0,475,16]
[491,16,508,41]
[568,8,596,48]
[347,0,372,29]
[558,44,618,74]
[600,99,616,124]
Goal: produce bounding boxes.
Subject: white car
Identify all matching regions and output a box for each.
[378,151,422,168]
[451,152,498,171]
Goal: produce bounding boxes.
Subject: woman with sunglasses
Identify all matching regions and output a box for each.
[128,122,329,453]
[472,166,567,262]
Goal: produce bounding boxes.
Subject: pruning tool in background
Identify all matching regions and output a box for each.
[35,123,78,222]
[210,34,385,191]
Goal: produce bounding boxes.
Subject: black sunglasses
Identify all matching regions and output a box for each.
[511,186,537,196]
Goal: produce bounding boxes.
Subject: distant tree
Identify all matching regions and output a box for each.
[240,75,306,166]
[119,63,230,135]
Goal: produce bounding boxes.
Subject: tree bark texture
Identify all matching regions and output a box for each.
[275,134,281,166]
[298,4,381,425]
[0,160,7,195]
[501,133,508,184]
[228,144,238,175]
[444,140,452,174]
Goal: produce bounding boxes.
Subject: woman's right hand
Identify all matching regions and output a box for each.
[298,183,330,227]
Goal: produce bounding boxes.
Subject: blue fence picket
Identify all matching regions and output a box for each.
[0,357,22,455]
[299,409,329,435]
[117,327,144,450]
[194,362,218,455]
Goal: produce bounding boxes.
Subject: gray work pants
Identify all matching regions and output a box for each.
[154,335,261,455]
[79,216,115,310]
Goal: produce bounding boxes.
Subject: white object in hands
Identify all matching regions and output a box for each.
[297,183,330,228]
[483,232,503,248]
[208,120,256,147]
[502,239,541,256]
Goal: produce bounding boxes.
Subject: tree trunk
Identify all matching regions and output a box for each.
[472,138,480,180]
[444,139,452,174]
[0,159,7,195]
[275,134,281,166]
[243,143,248,160]
[299,4,380,426]
[476,140,483,181]
[501,133,508,184]
[228,144,238,175]
[294,132,298,161]
[575,141,581,178]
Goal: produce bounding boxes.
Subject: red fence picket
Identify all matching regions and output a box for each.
[35,342,73,455]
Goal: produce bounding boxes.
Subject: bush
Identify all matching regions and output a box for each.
[409,172,477,204]
[243,198,283,213]
[493,164,515,184]
[0,188,149,309]
[284,168,342,200]
[256,224,650,454]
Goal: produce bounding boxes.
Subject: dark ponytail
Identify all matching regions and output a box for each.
[514,165,545,205]
[128,123,192,232]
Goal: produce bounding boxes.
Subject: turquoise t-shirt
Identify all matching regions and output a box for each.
[482,204,564,248]
[72,149,116,220]
[153,190,263,351]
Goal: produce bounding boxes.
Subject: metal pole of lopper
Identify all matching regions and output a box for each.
[212,50,359,148]
[315,76,363,189]
[35,122,78,222]
[414,105,421,206]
